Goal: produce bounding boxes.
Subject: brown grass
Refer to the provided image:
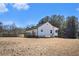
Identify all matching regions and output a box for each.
[0,37,79,56]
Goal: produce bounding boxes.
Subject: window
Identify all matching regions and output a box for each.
[55,30,58,33]
[41,29,43,32]
[50,30,52,33]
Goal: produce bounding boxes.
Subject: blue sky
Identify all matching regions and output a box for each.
[0,3,79,27]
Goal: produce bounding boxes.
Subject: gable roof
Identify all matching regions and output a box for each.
[37,21,58,29]
[26,22,58,31]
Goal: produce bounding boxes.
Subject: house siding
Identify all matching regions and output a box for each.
[26,22,59,37]
[37,22,59,37]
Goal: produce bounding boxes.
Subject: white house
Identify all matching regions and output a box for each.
[26,22,59,37]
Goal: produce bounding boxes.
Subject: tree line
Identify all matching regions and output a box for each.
[0,15,79,38]
[0,22,25,37]
[36,15,79,38]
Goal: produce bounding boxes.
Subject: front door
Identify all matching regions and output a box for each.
[50,30,54,37]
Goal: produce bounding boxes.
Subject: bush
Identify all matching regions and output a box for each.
[0,32,18,37]
[24,33,32,38]
[24,33,37,38]
[2,33,18,37]
[0,32,3,37]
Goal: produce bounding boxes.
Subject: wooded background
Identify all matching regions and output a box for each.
[0,15,79,38]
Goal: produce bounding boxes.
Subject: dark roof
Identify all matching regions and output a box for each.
[26,26,37,31]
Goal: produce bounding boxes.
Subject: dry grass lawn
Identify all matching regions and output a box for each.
[0,37,79,56]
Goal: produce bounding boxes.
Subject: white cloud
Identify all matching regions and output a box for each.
[0,3,8,13]
[76,8,79,11]
[12,3,30,10]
